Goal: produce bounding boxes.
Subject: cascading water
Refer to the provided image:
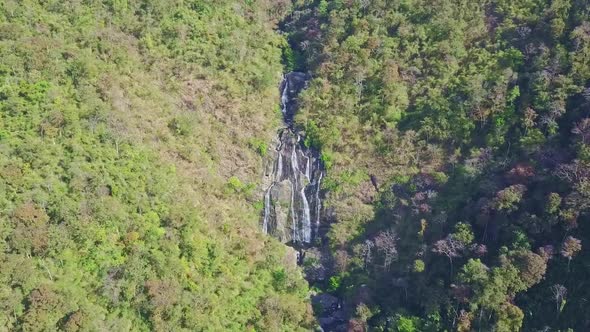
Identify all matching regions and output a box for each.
[262,73,323,244]
[264,73,344,332]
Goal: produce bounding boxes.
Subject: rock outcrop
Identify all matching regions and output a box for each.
[262,73,323,244]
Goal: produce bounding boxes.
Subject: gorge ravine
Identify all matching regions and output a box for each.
[261,72,323,245]
[260,73,349,331]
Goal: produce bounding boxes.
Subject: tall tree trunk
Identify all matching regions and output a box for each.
[449,256,453,279]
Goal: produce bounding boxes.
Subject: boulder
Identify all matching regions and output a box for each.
[312,293,347,331]
[312,293,339,316]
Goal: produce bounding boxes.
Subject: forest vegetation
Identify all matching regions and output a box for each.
[0,0,312,331]
[2,0,590,331]
[284,0,590,331]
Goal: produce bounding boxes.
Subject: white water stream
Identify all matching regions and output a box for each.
[262,73,323,243]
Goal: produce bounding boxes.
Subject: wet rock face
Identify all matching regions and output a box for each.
[280,72,309,125]
[262,130,323,243]
[262,73,323,244]
[266,179,293,241]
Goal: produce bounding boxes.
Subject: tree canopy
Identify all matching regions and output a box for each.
[0,0,312,330]
[283,0,590,330]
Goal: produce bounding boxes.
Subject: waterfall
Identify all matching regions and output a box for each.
[281,78,289,116]
[261,72,323,244]
[301,186,312,242]
[291,146,299,182]
[276,154,283,181]
[315,171,322,237]
[262,189,270,233]
[291,178,298,242]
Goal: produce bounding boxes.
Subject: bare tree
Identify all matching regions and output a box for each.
[108,116,129,156]
[358,0,371,10]
[554,160,589,183]
[561,236,582,271]
[550,284,567,316]
[433,235,465,278]
[361,240,374,269]
[470,243,488,257]
[572,118,590,144]
[523,107,538,133]
[374,230,398,270]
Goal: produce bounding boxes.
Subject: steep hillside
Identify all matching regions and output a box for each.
[5,0,590,331]
[0,1,312,330]
[284,0,590,330]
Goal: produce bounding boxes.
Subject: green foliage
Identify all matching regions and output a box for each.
[283,0,590,330]
[511,230,531,250]
[0,1,312,330]
[547,193,562,214]
[226,176,255,195]
[282,46,296,72]
[248,138,268,156]
[494,184,527,212]
[168,115,197,137]
[317,0,329,16]
[413,259,425,273]
[453,223,475,246]
[393,315,420,332]
[328,274,343,292]
[303,120,323,149]
[320,151,334,170]
[5,0,590,330]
